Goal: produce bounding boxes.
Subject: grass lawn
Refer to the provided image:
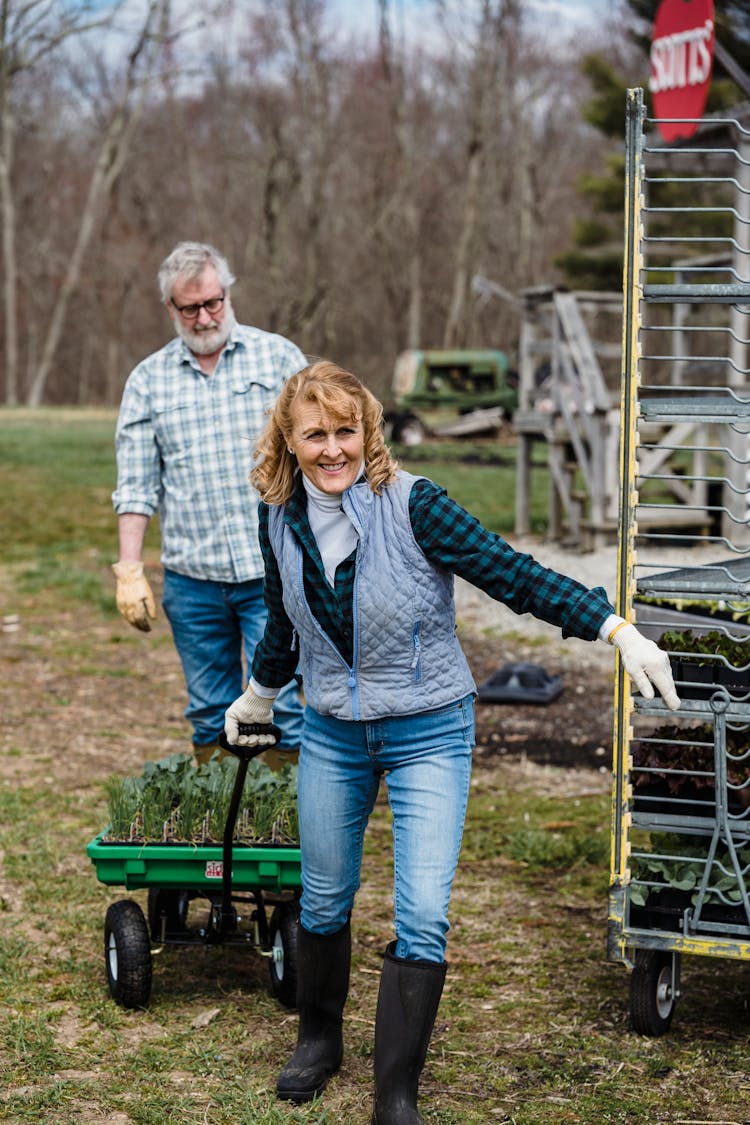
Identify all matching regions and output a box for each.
[2,410,750,1124]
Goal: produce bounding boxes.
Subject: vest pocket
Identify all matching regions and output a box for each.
[411,620,422,683]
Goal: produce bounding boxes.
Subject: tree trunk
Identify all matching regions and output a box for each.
[0,99,17,403]
[443,142,482,348]
[406,205,422,350]
[284,0,331,352]
[441,0,522,349]
[379,0,423,349]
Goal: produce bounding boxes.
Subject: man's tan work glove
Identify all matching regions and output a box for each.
[611,623,681,711]
[112,561,156,632]
[224,685,278,747]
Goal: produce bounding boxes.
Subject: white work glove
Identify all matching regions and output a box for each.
[112,561,156,632]
[611,623,681,711]
[224,685,277,747]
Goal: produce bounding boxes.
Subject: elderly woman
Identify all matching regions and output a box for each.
[224,360,678,1124]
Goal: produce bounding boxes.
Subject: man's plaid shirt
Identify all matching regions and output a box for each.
[252,475,614,689]
[113,325,306,582]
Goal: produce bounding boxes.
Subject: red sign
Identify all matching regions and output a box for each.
[650,0,715,140]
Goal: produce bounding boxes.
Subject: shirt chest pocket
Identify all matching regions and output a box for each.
[152,396,203,458]
[230,378,278,417]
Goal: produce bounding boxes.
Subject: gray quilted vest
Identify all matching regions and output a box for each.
[267,470,476,721]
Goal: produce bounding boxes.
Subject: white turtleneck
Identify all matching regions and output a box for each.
[302,471,360,586]
[250,471,362,699]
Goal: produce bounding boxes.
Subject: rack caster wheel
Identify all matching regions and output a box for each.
[630,949,678,1036]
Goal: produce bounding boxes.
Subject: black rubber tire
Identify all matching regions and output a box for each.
[268,902,299,1009]
[630,949,677,1036]
[104,899,153,1009]
[147,888,189,941]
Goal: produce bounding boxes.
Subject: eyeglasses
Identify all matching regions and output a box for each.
[171,294,226,320]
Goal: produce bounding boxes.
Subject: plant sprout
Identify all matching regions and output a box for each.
[104,754,299,846]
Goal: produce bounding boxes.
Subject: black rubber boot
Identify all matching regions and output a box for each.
[276,921,351,1103]
[372,941,447,1124]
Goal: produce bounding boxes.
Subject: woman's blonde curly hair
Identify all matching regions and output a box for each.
[251,359,399,504]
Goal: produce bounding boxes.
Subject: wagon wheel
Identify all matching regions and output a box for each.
[147,888,189,941]
[104,899,153,1010]
[630,949,678,1036]
[268,902,299,1009]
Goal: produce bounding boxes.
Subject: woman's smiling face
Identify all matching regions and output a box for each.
[289,401,365,494]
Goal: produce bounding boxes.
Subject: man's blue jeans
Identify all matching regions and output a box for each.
[298,695,474,963]
[162,568,303,750]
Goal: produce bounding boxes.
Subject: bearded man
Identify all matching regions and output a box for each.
[112,241,304,763]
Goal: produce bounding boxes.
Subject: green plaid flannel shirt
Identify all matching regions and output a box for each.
[252,476,614,689]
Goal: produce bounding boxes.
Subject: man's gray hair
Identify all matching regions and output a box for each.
[158,241,236,302]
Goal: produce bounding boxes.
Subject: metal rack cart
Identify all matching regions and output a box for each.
[610,88,750,1035]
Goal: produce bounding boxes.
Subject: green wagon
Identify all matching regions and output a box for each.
[87,729,302,1011]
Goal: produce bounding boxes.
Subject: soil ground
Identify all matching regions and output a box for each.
[467,632,613,772]
[457,536,618,772]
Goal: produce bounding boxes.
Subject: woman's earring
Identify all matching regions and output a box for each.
[287,447,294,456]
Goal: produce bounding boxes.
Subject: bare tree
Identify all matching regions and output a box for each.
[376,0,427,351]
[25,0,171,406]
[0,0,621,405]
[0,0,117,403]
[279,0,334,352]
[440,0,523,348]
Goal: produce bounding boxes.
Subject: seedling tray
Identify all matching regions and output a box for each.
[87,832,302,893]
[670,658,750,700]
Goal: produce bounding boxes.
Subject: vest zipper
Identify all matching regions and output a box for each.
[411,620,422,683]
[349,569,360,719]
[296,534,360,719]
[343,486,364,721]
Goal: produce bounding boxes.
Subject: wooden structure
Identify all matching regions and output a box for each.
[513,286,622,547]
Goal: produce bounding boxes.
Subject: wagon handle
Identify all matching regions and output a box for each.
[218,722,283,761]
[215,722,283,937]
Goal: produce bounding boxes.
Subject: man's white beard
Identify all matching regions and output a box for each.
[176,302,236,355]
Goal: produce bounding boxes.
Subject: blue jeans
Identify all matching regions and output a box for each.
[161,569,303,750]
[298,695,474,963]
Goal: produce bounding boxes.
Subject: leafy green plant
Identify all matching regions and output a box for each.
[630,831,750,908]
[104,753,299,845]
[632,723,714,798]
[658,628,750,669]
[206,764,237,841]
[104,776,142,840]
[250,783,300,844]
[632,722,750,802]
[174,772,203,841]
